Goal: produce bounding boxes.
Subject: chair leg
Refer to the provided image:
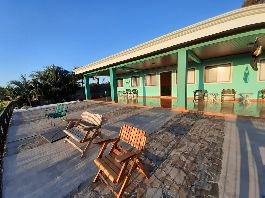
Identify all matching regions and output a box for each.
[135,159,150,179]
[117,176,130,198]
[81,139,93,158]
[64,136,70,143]
[97,130,103,139]
[117,162,136,198]
[93,170,102,183]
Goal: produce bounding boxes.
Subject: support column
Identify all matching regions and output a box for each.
[141,74,147,105]
[109,68,118,102]
[177,49,188,110]
[84,75,91,100]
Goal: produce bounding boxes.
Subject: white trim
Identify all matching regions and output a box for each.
[74,5,265,75]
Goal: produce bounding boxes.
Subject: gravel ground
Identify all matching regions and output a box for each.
[74,113,225,198]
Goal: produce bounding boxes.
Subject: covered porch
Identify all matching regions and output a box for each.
[83,28,265,117]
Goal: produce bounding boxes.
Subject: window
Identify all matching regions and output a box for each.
[187,68,195,84]
[117,78,123,87]
[144,74,156,86]
[204,63,231,83]
[131,76,140,87]
[176,68,196,84]
[259,60,265,81]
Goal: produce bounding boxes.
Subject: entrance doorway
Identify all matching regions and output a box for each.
[160,71,172,96]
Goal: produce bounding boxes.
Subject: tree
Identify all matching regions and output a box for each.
[31,65,79,103]
[242,0,265,7]
[8,75,34,106]
[0,86,7,100]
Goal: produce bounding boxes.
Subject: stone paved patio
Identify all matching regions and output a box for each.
[75,113,225,198]
[2,101,176,198]
[2,101,265,198]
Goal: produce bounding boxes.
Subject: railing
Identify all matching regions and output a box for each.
[0,101,15,153]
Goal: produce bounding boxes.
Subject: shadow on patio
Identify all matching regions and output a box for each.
[219,118,265,198]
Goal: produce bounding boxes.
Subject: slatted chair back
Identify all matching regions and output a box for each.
[81,111,102,126]
[261,89,265,99]
[119,124,146,151]
[126,89,131,94]
[132,89,138,94]
[222,89,236,94]
[55,103,62,113]
[60,104,68,115]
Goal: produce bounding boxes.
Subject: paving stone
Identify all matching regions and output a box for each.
[69,112,225,198]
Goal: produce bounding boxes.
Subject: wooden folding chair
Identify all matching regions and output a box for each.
[193,90,207,102]
[93,124,150,198]
[221,89,236,102]
[63,111,102,158]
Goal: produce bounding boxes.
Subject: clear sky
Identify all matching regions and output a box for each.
[0,0,243,86]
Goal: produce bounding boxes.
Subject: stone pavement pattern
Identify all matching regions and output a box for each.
[2,101,177,198]
[75,113,225,198]
[3,100,265,198]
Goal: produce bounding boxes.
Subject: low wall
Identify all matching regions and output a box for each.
[0,101,15,195]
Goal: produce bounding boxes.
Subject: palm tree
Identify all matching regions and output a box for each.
[31,65,79,103]
[8,75,33,106]
[242,0,265,7]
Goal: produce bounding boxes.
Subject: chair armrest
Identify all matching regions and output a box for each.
[64,118,80,123]
[95,137,120,158]
[94,137,119,145]
[81,125,100,131]
[66,121,76,129]
[115,150,141,163]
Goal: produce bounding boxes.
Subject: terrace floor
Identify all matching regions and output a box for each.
[98,96,265,119]
[2,100,265,198]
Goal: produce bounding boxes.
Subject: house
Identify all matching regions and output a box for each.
[74,4,265,110]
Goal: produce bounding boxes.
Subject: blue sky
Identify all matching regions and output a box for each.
[0,0,243,86]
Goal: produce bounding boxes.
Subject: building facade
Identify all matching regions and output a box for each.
[74,5,265,110]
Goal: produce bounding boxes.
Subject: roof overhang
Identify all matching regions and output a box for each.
[74,4,265,75]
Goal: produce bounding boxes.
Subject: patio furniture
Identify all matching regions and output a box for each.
[123,89,132,97]
[239,93,253,104]
[132,89,138,97]
[193,100,205,112]
[208,93,218,103]
[261,89,265,99]
[258,103,265,118]
[46,103,68,126]
[221,102,234,114]
[93,124,150,198]
[63,111,102,158]
[221,89,236,102]
[193,90,207,102]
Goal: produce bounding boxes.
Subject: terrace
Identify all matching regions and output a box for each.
[1,100,265,197]
[98,96,265,119]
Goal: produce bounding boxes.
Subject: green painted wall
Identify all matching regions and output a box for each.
[117,53,265,99]
[190,53,265,99]
[117,66,175,97]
